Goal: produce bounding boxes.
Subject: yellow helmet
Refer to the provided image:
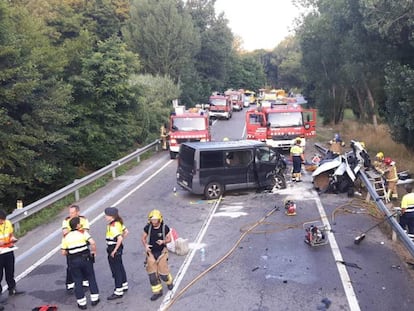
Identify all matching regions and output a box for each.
[360,141,365,148]
[148,209,163,223]
[376,152,384,161]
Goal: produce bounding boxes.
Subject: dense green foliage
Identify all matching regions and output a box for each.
[1,0,413,212]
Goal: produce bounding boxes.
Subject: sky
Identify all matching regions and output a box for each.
[214,0,302,51]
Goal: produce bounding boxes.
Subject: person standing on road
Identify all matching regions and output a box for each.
[61,217,99,309]
[105,207,129,300]
[399,185,414,239]
[0,210,25,297]
[141,209,174,301]
[290,138,305,182]
[62,204,90,291]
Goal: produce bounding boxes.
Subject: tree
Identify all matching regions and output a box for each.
[69,36,142,169]
[187,0,233,96]
[0,2,73,210]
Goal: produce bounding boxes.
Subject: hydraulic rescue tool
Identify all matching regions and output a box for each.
[304,221,329,247]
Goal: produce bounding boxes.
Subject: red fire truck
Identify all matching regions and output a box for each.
[208,93,232,120]
[225,89,244,111]
[245,101,317,150]
[168,106,211,159]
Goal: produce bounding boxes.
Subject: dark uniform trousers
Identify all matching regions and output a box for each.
[107,245,127,295]
[400,211,414,234]
[69,254,99,300]
[0,251,16,292]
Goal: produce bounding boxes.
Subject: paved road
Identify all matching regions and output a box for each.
[4,108,414,311]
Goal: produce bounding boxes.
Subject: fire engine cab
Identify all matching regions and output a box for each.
[245,100,317,150]
[168,106,211,159]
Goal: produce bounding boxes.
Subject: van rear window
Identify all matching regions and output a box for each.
[200,151,224,168]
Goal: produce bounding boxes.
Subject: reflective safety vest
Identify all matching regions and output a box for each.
[401,193,414,213]
[290,145,303,157]
[62,216,89,234]
[0,220,15,249]
[106,221,126,246]
[61,229,91,256]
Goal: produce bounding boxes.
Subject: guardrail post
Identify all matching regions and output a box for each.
[74,179,80,201]
[137,155,141,163]
[14,222,20,234]
[155,142,160,152]
[111,162,117,179]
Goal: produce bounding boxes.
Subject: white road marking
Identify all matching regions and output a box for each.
[11,159,174,294]
[313,195,361,311]
[159,197,222,310]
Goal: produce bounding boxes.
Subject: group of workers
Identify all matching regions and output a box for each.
[60,205,174,309]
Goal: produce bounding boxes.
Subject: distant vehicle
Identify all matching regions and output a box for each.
[168,106,211,159]
[244,90,256,105]
[208,93,233,120]
[225,89,243,111]
[176,140,287,200]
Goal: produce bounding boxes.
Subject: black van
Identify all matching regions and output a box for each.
[176,140,287,199]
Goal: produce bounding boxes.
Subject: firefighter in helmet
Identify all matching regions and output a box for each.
[373,152,385,173]
[160,123,168,150]
[290,138,305,182]
[329,133,345,156]
[382,157,399,201]
[141,209,174,301]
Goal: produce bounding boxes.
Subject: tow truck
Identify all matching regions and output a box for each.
[168,106,211,159]
[245,97,317,150]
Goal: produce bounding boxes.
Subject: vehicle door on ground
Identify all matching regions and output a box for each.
[254,146,279,187]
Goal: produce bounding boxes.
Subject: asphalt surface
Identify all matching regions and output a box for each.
[4,106,414,311]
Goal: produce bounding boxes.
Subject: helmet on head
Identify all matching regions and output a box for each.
[296,137,302,144]
[148,209,163,223]
[376,152,384,161]
[359,141,366,148]
[384,157,392,166]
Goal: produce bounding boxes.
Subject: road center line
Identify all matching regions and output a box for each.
[313,195,361,311]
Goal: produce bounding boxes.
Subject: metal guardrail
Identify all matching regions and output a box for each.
[9,140,160,228]
[313,142,414,257]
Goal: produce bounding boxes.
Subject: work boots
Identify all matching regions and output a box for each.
[150,291,163,301]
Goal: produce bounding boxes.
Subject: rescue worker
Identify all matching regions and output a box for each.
[382,157,399,201]
[0,210,25,296]
[399,185,414,240]
[290,138,305,182]
[373,152,385,173]
[62,204,90,290]
[141,209,174,301]
[160,123,168,150]
[105,207,128,300]
[329,133,345,156]
[61,217,99,309]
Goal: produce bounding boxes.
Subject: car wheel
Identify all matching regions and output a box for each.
[269,173,287,190]
[170,151,177,159]
[204,182,223,200]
